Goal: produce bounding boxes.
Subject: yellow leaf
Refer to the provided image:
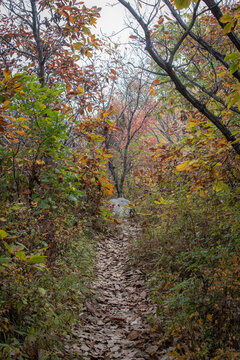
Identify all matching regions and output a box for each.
[17,117,29,122]
[188,122,196,127]
[218,71,226,78]
[73,42,83,50]
[3,69,11,80]
[0,229,7,239]
[154,197,172,205]
[36,159,45,165]
[176,160,190,171]
[207,314,213,322]
[190,185,203,193]
[77,85,84,93]
[113,218,122,224]
[20,124,30,130]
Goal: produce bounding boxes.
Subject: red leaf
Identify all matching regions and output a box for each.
[152,79,160,86]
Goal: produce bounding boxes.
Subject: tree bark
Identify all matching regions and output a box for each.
[203,0,240,52]
[163,0,240,82]
[117,0,240,155]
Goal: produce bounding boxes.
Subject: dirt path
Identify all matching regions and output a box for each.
[65,221,172,360]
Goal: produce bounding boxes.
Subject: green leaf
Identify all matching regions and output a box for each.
[29,327,35,335]
[223,22,234,34]
[39,201,50,209]
[3,241,13,253]
[38,287,47,296]
[224,53,239,62]
[154,197,173,205]
[213,181,230,193]
[68,194,78,202]
[230,62,239,75]
[220,14,233,23]
[174,0,191,9]
[15,251,27,261]
[26,255,46,264]
[0,257,11,265]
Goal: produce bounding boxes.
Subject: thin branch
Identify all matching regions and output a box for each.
[169,0,200,65]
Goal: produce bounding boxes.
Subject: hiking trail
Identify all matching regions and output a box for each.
[64,220,172,360]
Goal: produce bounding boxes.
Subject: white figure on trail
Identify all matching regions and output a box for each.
[109,198,134,218]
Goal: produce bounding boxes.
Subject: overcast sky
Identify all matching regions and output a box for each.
[85,0,131,42]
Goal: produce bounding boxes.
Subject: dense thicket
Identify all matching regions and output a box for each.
[0,0,239,358]
[0,1,114,357]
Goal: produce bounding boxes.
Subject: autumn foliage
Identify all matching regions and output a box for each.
[0,0,240,358]
[0,0,115,357]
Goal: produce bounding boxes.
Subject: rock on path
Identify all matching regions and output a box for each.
[64,221,172,360]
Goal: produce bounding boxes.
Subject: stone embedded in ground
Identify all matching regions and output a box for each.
[108,197,132,218]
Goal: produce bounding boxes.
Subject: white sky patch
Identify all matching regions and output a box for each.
[85,0,131,43]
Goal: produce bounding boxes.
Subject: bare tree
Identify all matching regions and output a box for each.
[105,70,158,197]
[116,0,240,155]
[0,0,100,86]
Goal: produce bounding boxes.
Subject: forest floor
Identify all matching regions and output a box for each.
[64,220,173,360]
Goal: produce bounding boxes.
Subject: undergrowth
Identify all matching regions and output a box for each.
[0,75,113,359]
[132,188,240,359]
[0,206,100,359]
[130,124,240,360]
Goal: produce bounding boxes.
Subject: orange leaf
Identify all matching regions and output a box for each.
[69,16,74,24]
[8,131,15,137]
[152,79,160,85]
[114,218,122,224]
[158,17,164,24]
[110,69,117,75]
[66,82,72,93]
[150,87,156,95]
[15,130,25,136]
[2,100,10,108]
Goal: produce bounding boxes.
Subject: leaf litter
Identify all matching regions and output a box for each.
[64,220,173,360]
